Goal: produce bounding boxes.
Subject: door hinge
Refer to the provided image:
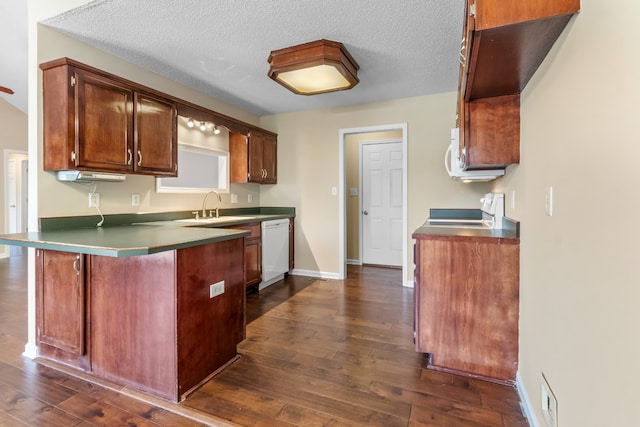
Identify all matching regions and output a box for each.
[469,3,476,17]
[71,151,76,161]
[70,76,76,87]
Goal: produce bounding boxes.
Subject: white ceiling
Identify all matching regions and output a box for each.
[1,0,465,116]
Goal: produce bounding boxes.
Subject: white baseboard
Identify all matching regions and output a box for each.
[517,371,540,427]
[404,279,414,288]
[346,259,361,265]
[23,342,38,360]
[289,268,340,280]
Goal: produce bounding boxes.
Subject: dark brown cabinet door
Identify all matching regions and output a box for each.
[36,249,90,370]
[262,133,277,184]
[134,92,178,176]
[74,69,134,172]
[248,130,265,183]
[245,237,262,288]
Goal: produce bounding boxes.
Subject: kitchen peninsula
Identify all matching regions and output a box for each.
[0,212,293,402]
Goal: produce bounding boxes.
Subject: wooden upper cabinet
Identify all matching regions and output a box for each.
[40,58,178,176]
[134,92,178,176]
[229,128,278,184]
[463,0,580,101]
[457,0,579,169]
[262,132,277,184]
[74,69,133,172]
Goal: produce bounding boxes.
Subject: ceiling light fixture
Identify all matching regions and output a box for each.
[267,39,359,96]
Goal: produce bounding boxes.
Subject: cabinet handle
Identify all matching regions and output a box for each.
[127,149,133,165]
[137,150,142,167]
[72,255,81,276]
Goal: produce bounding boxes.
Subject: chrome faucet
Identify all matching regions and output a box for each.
[201,190,221,218]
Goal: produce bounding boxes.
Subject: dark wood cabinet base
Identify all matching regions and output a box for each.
[36,238,246,402]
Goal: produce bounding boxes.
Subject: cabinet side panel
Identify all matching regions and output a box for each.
[89,252,178,401]
[176,238,245,397]
[42,66,73,170]
[416,238,519,382]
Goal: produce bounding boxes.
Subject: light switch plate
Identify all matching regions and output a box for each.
[131,193,140,206]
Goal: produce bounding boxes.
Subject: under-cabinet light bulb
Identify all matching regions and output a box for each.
[199,122,207,131]
[213,126,221,135]
[187,118,194,128]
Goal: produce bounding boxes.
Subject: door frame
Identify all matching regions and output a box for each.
[338,123,408,283]
[359,139,403,266]
[2,149,28,258]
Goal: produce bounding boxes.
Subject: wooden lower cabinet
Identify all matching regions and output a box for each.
[36,238,246,402]
[413,234,519,384]
[36,249,90,371]
[228,223,262,290]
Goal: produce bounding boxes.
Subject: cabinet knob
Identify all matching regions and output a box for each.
[363,210,369,215]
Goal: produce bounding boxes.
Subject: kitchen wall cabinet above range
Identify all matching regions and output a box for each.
[41,58,178,177]
[229,128,277,184]
[457,0,580,170]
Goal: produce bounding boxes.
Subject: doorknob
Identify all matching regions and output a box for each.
[363,210,368,215]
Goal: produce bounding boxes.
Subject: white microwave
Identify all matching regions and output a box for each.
[445,128,505,182]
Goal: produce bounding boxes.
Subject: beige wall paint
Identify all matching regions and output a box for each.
[260,94,491,279]
[0,99,28,257]
[345,131,402,262]
[494,1,640,425]
[35,26,263,219]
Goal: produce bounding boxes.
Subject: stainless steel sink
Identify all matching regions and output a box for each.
[175,216,256,225]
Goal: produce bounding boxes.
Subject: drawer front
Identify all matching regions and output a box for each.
[229,222,261,238]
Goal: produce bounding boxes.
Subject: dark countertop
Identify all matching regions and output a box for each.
[412,224,519,241]
[0,208,295,257]
[413,209,520,241]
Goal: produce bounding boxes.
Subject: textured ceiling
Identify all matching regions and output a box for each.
[4,0,465,116]
[0,1,27,113]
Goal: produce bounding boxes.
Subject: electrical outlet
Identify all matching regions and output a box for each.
[511,190,516,209]
[541,374,558,427]
[248,194,253,203]
[231,194,238,204]
[88,193,100,208]
[209,281,225,298]
[131,193,140,206]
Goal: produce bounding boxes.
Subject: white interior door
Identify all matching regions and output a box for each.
[361,141,403,266]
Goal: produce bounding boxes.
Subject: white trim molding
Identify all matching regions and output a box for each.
[289,269,341,281]
[517,371,540,427]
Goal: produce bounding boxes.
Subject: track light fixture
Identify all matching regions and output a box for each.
[185,117,226,135]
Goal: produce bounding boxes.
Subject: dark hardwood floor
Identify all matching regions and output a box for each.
[0,254,528,426]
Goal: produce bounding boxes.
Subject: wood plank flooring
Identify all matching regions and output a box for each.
[0,253,529,426]
[186,266,530,426]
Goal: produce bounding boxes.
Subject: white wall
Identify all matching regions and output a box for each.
[260,94,490,279]
[495,0,640,425]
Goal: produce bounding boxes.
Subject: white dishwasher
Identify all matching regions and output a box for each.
[260,218,290,290]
